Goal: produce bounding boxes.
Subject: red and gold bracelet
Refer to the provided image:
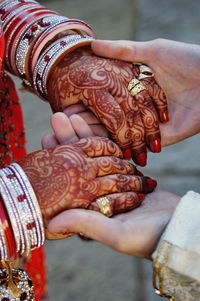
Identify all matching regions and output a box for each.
[33,34,94,98]
[0,0,37,20]
[7,9,57,75]
[30,18,95,75]
[14,15,67,79]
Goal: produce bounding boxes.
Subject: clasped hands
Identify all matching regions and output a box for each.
[20,37,200,258]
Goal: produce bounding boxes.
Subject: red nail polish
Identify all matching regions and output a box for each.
[162,111,169,122]
[136,169,144,176]
[123,148,132,159]
[136,152,147,166]
[138,193,145,201]
[147,179,157,189]
[151,138,161,153]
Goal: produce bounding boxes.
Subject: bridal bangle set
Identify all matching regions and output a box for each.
[0,0,95,98]
[0,163,44,261]
[0,0,96,260]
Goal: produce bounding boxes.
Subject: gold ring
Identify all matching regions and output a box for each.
[127,78,146,97]
[96,196,113,217]
[138,64,154,80]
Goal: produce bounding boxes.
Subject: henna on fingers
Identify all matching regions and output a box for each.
[47,47,166,163]
[95,174,157,196]
[115,91,147,166]
[18,137,157,221]
[88,192,145,215]
[141,76,169,123]
[133,89,161,153]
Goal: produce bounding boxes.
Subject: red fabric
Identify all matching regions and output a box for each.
[0,23,47,300]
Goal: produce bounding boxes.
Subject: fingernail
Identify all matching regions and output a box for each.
[147,179,157,189]
[138,193,145,201]
[151,138,161,153]
[123,148,132,159]
[136,169,144,176]
[162,111,169,122]
[136,152,147,166]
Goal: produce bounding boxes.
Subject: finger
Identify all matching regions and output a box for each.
[45,228,75,240]
[41,134,58,149]
[90,124,109,137]
[69,114,94,138]
[91,40,153,63]
[63,103,88,116]
[141,77,168,123]
[82,89,131,151]
[95,174,157,196]
[51,112,79,144]
[93,156,137,176]
[88,192,145,215]
[75,110,100,125]
[66,108,109,137]
[48,209,123,250]
[71,136,123,158]
[133,87,161,153]
[116,92,147,166]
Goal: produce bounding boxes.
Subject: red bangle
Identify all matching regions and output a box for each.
[11,11,58,77]
[7,9,56,74]
[30,19,96,73]
[4,6,45,42]
[0,195,17,260]
[0,0,37,21]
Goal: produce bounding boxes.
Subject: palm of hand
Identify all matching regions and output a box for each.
[111,190,180,258]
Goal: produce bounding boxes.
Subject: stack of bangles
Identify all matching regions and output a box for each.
[0,163,44,299]
[0,163,44,261]
[0,0,96,98]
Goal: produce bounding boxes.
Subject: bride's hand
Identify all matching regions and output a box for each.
[47,47,168,166]
[19,136,157,221]
[91,38,200,146]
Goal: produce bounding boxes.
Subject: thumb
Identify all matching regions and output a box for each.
[91,39,154,64]
[48,209,121,249]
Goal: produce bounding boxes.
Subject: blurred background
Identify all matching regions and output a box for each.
[13,0,200,300]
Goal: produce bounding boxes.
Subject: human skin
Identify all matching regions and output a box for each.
[48,189,180,259]
[91,38,200,146]
[47,47,168,166]
[18,136,157,221]
[43,114,179,253]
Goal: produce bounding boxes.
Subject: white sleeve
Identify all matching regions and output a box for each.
[152,191,200,301]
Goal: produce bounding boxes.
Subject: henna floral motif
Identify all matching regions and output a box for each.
[47,47,167,165]
[89,192,144,214]
[18,137,157,220]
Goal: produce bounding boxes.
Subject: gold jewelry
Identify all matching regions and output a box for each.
[138,64,154,80]
[127,78,146,97]
[0,261,35,300]
[96,197,113,217]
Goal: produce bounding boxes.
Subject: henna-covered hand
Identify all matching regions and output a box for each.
[91,39,200,146]
[18,137,157,221]
[47,47,168,166]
